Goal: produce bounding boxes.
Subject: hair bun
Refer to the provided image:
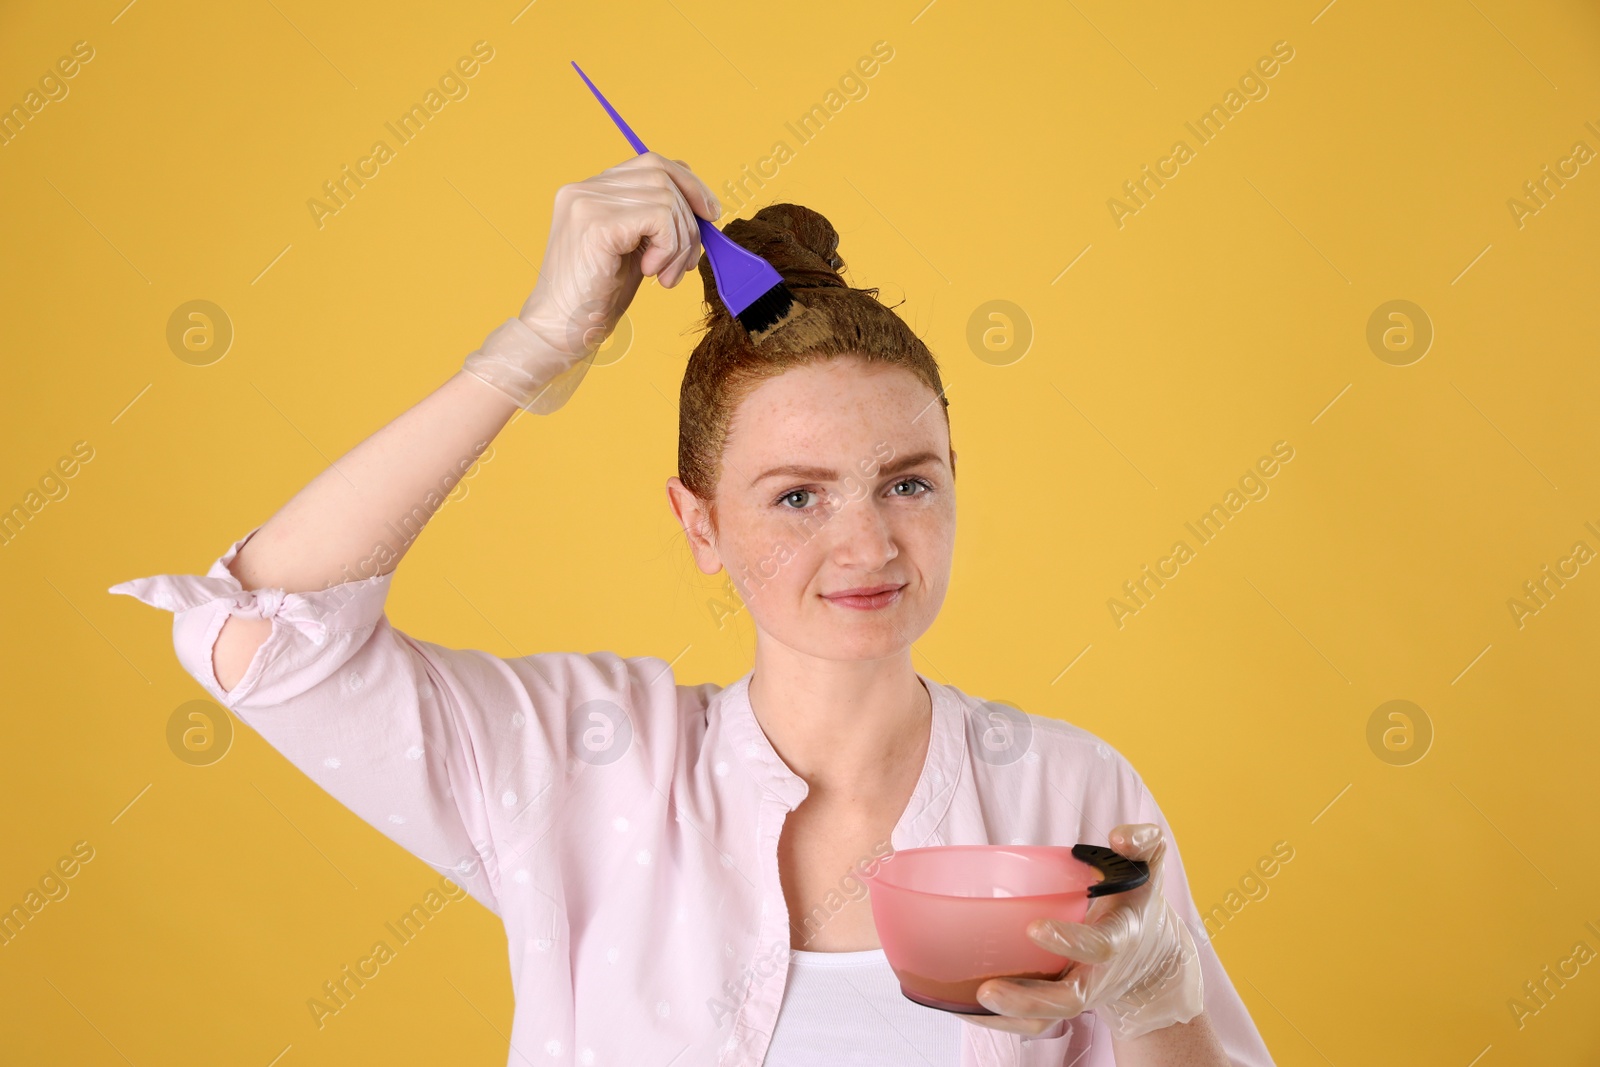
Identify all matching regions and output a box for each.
[700,203,847,311]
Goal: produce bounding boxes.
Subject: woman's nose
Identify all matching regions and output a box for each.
[824,492,898,569]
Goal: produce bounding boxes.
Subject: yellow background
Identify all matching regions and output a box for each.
[3,0,1598,1063]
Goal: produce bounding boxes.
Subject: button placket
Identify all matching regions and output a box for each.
[715,674,815,1065]
[726,788,802,1065]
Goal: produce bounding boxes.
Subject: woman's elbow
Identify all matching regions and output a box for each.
[212,614,273,692]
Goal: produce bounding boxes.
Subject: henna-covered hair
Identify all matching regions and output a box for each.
[677,203,951,525]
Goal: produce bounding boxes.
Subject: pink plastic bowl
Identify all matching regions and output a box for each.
[864,844,1146,1014]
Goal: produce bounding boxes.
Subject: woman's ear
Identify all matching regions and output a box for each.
[665,477,723,575]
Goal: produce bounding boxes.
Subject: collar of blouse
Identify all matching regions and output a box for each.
[714,670,968,851]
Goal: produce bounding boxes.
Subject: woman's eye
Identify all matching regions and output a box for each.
[779,489,818,510]
[891,477,932,497]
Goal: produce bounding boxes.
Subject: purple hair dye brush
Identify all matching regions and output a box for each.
[570,60,804,341]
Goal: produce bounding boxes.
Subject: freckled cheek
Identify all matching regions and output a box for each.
[901,509,956,582]
[719,510,823,581]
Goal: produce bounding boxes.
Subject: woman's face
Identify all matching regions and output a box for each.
[668,355,957,663]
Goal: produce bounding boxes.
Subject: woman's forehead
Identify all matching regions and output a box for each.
[727,359,945,449]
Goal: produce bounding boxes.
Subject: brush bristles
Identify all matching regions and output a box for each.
[735,284,799,340]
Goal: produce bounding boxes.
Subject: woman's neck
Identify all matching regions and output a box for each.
[746,649,932,799]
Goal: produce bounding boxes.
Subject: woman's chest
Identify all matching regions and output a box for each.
[527,736,1110,1066]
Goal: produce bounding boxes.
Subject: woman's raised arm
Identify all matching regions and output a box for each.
[212,151,724,691]
[211,370,518,691]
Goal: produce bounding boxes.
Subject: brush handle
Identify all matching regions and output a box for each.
[571,59,724,241]
[570,61,650,154]
[572,61,779,316]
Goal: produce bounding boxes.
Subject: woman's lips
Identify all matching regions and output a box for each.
[822,584,905,611]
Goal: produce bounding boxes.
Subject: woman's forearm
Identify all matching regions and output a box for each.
[211,369,519,690]
[1111,1010,1231,1066]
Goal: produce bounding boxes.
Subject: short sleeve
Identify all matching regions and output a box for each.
[1134,782,1276,1067]
[108,525,647,920]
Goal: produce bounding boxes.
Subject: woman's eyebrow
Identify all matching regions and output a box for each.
[750,450,944,487]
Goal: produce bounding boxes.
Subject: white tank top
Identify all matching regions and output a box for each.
[764,947,964,1065]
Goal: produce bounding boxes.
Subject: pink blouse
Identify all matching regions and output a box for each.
[109,525,1276,1067]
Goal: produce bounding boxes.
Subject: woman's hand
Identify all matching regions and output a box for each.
[462,152,722,413]
[967,823,1205,1040]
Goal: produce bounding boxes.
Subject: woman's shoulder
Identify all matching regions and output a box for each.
[402,647,728,749]
[428,646,720,702]
[937,679,1147,789]
[938,679,1155,839]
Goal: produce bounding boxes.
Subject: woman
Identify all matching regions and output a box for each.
[111,154,1274,1066]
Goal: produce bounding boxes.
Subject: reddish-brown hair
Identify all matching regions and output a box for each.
[678,203,951,523]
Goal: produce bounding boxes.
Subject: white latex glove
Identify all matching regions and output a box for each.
[462,152,722,413]
[971,823,1205,1040]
